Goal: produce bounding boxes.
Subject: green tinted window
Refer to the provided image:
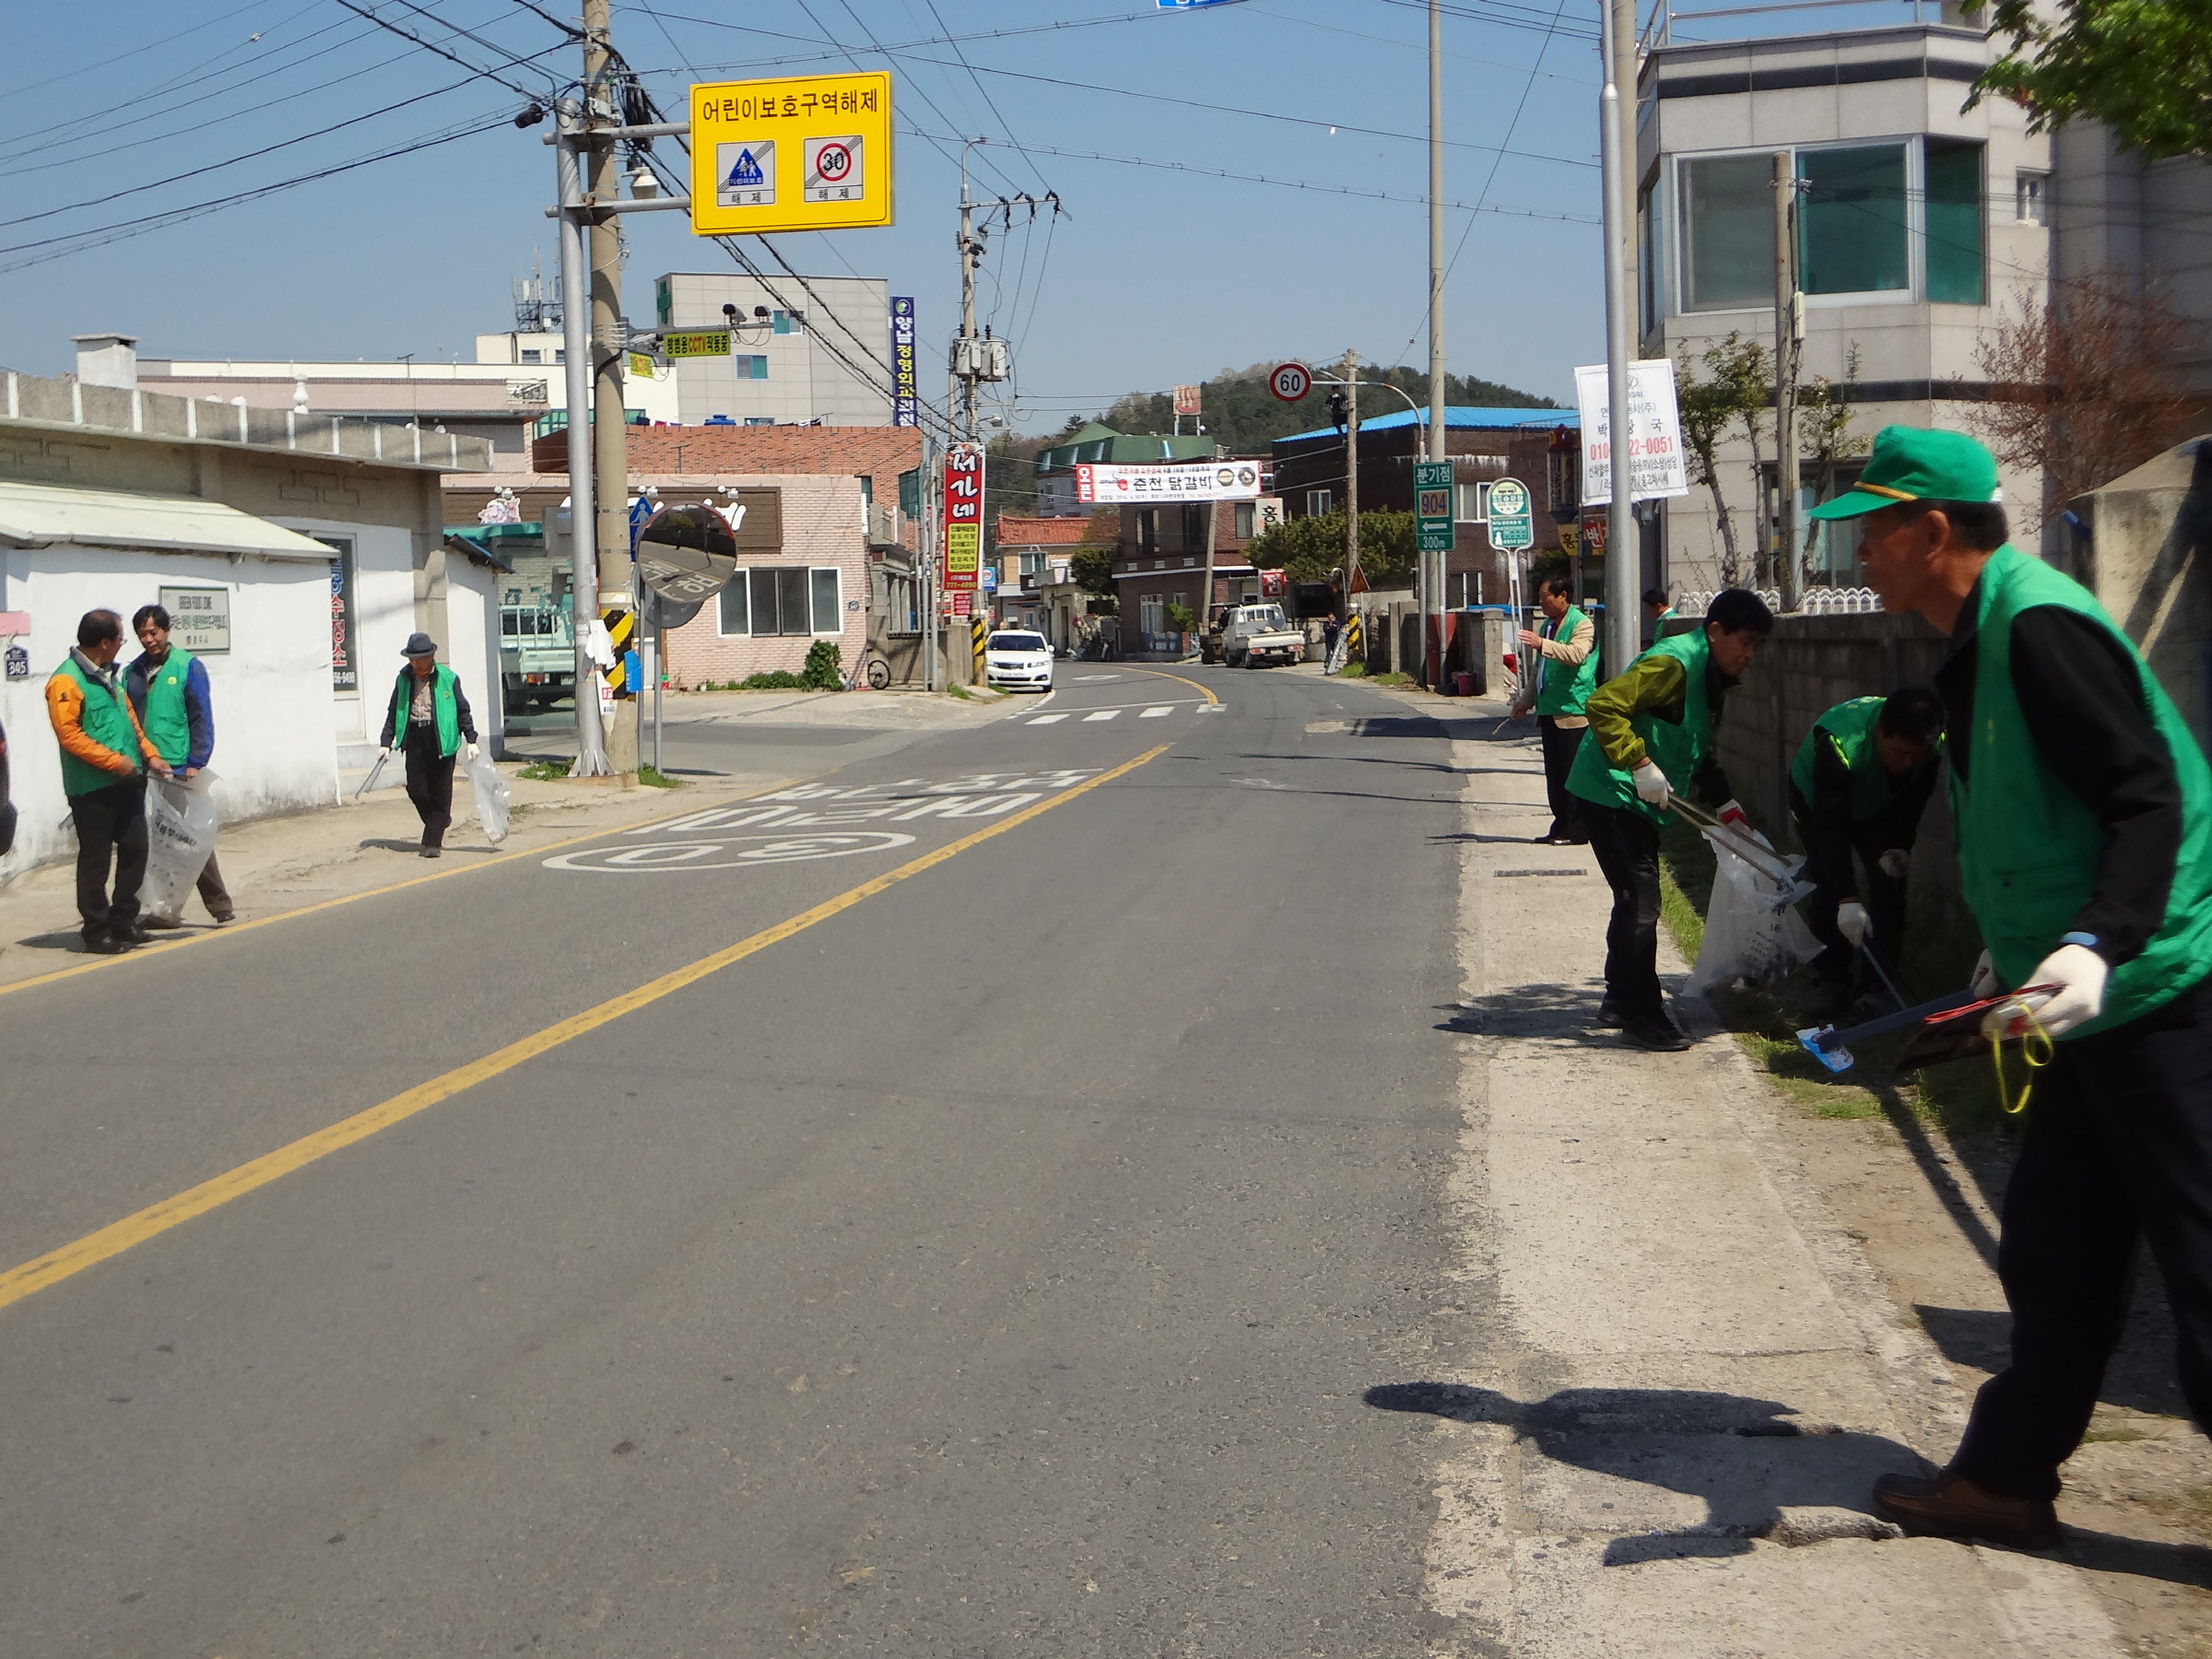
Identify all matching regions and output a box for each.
[1925,138,1985,304]
[1681,153,1772,310]
[1799,144,1908,295]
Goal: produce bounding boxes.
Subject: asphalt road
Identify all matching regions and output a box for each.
[0,664,1474,1658]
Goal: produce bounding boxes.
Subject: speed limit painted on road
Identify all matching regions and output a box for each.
[1267,361,1312,403]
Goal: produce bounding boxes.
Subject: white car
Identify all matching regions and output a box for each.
[983,629,1053,691]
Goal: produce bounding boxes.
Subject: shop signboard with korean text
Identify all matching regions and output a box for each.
[159,586,230,654]
[663,330,732,359]
[1487,478,1534,552]
[889,296,917,427]
[1074,461,1261,503]
[689,72,893,236]
[317,536,358,691]
[942,443,983,591]
[1572,359,1690,504]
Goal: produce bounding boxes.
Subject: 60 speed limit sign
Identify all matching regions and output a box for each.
[1267,361,1312,403]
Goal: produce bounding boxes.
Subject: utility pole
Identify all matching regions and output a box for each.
[922,432,939,691]
[1597,0,1637,677]
[955,140,983,442]
[1614,0,1640,641]
[554,99,610,775]
[1772,149,1803,613]
[1200,441,1220,653]
[583,0,639,772]
[1427,0,1448,691]
[1343,347,1360,607]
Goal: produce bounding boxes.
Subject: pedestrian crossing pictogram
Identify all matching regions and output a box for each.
[716,140,774,206]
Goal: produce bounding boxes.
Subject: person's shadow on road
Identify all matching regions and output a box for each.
[1365,1382,1920,1562]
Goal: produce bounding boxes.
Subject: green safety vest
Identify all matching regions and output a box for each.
[1789,695,1912,823]
[1534,606,1598,718]
[52,655,143,797]
[1564,623,1714,826]
[137,646,196,768]
[389,664,461,759]
[1951,545,2212,1037]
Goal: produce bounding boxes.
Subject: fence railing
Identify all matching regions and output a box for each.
[1674,586,1884,618]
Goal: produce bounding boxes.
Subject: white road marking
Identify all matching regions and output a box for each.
[1082,710,1121,723]
[1195,703,1226,714]
[1028,712,1068,725]
[1140,706,1173,718]
[545,831,919,873]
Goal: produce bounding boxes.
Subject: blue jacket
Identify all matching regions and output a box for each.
[124,651,215,771]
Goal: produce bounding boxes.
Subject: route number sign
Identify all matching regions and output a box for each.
[1415,459,1455,556]
[689,72,893,235]
[1488,477,1534,552]
[1267,361,1312,403]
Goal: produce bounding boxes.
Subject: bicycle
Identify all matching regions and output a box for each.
[841,648,893,691]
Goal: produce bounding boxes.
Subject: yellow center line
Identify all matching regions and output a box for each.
[1113,665,1220,706]
[0,774,824,1004]
[0,742,1172,1315]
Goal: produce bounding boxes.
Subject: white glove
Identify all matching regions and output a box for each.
[1836,900,1870,947]
[379,745,392,758]
[464,743,479,763]
[1631,762,1672,808]
[1982,942,2109,1041]
[1879,848,1911,880]
[1971,948,2000,996]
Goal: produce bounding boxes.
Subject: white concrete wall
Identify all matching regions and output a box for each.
[443,558,506,747]
[0,546,334,881]
[269,517,416,754]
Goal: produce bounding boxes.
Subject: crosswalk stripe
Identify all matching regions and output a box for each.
[1027,712,1067,725]
[1082,709,1120,723]
[1140,706,1172,718]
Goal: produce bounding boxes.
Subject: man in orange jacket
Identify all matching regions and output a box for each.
[46,608,169,954]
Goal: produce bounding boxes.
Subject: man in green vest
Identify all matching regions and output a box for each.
[1804,426,2212,1551]
[1787,686,1944,1018]
[377,631,479,857]
[1511,576,1599,844]
[125,603,234,926]
[1566,586,1775,1051]
[43,608,171,954]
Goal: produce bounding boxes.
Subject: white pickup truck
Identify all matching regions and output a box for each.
[1220,603,1305,669]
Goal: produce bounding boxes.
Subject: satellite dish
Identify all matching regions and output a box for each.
[635,505,738,624]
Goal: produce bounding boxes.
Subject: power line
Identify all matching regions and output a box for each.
[923,0,1053,196]
[378,0,567,87]
[326,0,550,99]
[0,0,288,104]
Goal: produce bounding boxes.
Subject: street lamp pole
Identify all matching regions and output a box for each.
[1598,0,1638,676]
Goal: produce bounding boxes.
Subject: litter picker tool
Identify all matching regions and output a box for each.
[1665,794,1803,889]
[1795,983,2061,1076]
[353,748,394,801]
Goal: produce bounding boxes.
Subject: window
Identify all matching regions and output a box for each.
[1135,509,1158,552]
[1677,138,1985,311]
[520,348,542,364]
[1456,481,1489,524]
[1180,503,1206,547]
[552,348,565,363]
[719,567,843,636]
[2016,169,2049,225]
[733,354,769,380]
[1233,501,1254,538]
[1305,488,1333,515]
[744,417,776,427]
[1925,138,1986,303]
[1681,152,1772,310]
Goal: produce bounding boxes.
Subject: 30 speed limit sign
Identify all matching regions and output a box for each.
[1267,361,1312,403]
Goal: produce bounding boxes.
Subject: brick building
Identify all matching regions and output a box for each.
[1112,492,1267,657]
[1270,408,1577,607]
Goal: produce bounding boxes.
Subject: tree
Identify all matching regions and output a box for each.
[1675,333,1768,588]
[1794,346,1868,588]
[1244,510,1418,590]
[1090,363,1559,457]
[1970,272,2195,525]
[1968,0,2212,160]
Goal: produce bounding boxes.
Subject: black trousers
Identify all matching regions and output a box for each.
[1790,808,1908,987]
[68,776,147,941]
[1537,718,1588,841]
[403,729,456,848]
[1583,800,1665,1020]
[1951,973,2212,1500]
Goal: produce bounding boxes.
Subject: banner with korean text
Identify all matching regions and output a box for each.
[1074,461,1262,502]
[942,442,984,591]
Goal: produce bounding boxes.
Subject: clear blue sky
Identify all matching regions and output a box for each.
[0,0,1921,430]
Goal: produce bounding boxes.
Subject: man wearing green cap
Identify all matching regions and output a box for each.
[1811,425,2212,1551]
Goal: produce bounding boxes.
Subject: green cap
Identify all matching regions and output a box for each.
[1807,425,2002,521]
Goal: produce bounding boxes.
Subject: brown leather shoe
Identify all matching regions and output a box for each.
[1871,1469,2060,1549]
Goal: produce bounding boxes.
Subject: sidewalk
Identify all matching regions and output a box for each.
[1404,706,2122,1654]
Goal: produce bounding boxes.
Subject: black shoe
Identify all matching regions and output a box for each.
[1597,997,1627,1029]
[420,846,442,858]
[209,911,237,926]
[114,923,153,946]
[1871,1470,2061,1550]
[83,934,133,956]
[1621,1016,1692,1052]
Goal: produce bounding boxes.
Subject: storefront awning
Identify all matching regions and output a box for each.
[0,478,338,561]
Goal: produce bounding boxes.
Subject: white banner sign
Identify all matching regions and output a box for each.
[1573,359,1690,504]
[1075,461,1263,503]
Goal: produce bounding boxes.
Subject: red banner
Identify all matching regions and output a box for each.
[942,442,984,591]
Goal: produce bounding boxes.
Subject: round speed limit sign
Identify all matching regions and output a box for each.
[1267,361,1312,403]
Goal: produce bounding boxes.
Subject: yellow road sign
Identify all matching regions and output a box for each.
[689,72,894,236]
[663,330,731,359]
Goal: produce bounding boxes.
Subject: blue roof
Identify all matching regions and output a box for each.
[1278,405,1574,444]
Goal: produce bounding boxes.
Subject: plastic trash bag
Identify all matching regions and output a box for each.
[1686,832,1822,995]
[141,771,218,924]
[465,748,512,843]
